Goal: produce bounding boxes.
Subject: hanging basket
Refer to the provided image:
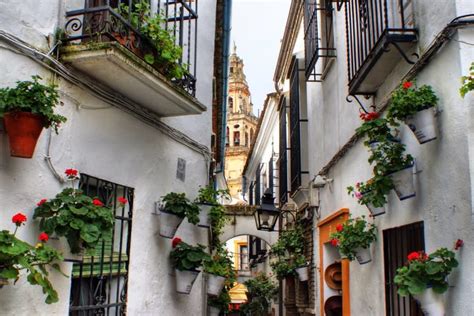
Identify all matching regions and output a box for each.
[196,203,213,228]
[175,269,200,294]
[389,165,416,200]
[0,277,8,288]
[366,202,386,217]
[405,107,437,144]
[207,274,226,296]
[413,288,445,316]
[159,210,184,238]
[295,265,309,282]
[355,247,372,264]
[208,306,220,316]
[3,112,44,158]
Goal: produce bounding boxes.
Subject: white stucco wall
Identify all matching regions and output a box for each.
[302,1,474,315]
[0,0,217,315]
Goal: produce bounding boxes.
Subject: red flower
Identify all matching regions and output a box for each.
[359,112,379,122]
[92,199,104,207]
[407,251,420,261]
[65,168,78,178]
[336,224,343,232]
[38,232,49,242]
[12,213,27,226]
[330,239,339,247]
[172,237,182,248]
[37,199,48,207]
[118,197,128,205]
[454,239,464,250]
[402,81,413,89]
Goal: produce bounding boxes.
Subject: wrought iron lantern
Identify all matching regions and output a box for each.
[254,189,279,231]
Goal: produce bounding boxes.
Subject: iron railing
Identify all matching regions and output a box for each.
[304,0,336,81]
[383,222,424,316]
[249,181,254,206]
[278,97,288,205]
[70,174,134,316]
[345,0,416,94]
[289,59,301,194]
[64,0,198,96]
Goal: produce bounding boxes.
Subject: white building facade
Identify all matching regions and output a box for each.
[0,0,223,315]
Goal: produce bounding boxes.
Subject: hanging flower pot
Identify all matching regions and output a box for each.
[295,265,309,282]
[207,273,226,296]
[366,202,386,217]
[196,203,213,228]
[3,112,45,158]
[175,269,200,294]
[0,277,8,288]
[404,107,437,144]
[388,164,415,200]
[208,306,220,316]
[413,288,445,316]
[354,247,372,264]
[159,210,184,238]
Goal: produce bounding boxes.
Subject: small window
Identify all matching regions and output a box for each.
[228,97,234,112]
[233,131,240,146]
[226,127,230,146]
[230,66,234,74]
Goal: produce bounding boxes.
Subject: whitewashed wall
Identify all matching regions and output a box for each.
[0,0,217,315]
[304,0,474,315]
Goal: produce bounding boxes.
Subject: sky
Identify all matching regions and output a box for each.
[230,0,291,116]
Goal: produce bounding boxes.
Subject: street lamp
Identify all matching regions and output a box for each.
[254,189,279,231]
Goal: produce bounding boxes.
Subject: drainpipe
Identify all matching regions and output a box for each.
[216,0,233,174]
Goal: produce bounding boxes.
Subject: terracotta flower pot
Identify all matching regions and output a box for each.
[3,112,44,158]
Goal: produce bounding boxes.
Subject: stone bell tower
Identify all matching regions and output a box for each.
[225,43,259,199]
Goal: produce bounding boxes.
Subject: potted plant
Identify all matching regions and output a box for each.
[203,245,234,296]
[388,81,439,144]
[239,273,278,316]
[394,240,463,316]
[195,185,229,229]
[329,216,377,264]
[158,192,200,238]
[460,62,474,98]
[33,168,115,257]
[208,289,231,316]
[0,212,64,304]
[170,237,210,294]
[0,75,67,158]
[347,176,393,216]
[269,227,307,280]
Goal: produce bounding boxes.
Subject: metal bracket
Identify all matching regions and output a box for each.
[389,42,419,65]
[346,94,375,114]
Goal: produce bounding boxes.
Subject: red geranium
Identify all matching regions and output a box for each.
[402,81,413,89]
[65,168,78,178]
[118,197,128,205]
[454,239,464,250]
[330,239,339,247]
[172,237,182,248]
[407,251,420,261]
[360,111,380,122]
[336,224,343,232]
[38,232,49,242]
[92,199,104,207]
[12,213,27,226]
[37,199,48,207]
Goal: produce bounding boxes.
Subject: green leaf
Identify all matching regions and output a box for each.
[144,54,155,64]
[80,224,100,243]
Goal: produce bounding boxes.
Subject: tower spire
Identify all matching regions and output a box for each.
[233,41,237,55]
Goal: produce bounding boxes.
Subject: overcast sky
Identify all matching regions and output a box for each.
[230,0,291,116]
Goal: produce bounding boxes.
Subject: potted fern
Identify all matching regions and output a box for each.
[0,213,64,304]
[33,168,115,257]
[195,185,229,228]
[329,216,377,264]
[158,192,200,238]
[0,75,66,158]
[170,237,210,294]
[388,81,439,144]
[394,240,463,316]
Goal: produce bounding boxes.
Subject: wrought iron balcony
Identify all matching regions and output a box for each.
[345,0,417,95]
[61,0,205,117]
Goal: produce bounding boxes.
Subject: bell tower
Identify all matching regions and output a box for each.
[225,44,259,199]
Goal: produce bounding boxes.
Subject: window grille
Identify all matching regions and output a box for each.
[289,58,302,194]
[278,97,288,205]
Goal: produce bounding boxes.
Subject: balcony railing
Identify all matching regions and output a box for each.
[63,0,198,96]
[345,0,417,95]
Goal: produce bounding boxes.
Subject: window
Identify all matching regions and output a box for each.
[70,174,134,316]
[239,245,249,271]
[250,128,254,144]
[228,97,234,112]
[278,97,288,205]
[289,58,302,194]
[269,155,274,193]
[384,222,424,316]
[226,127,229,146]
[233,131,240,146]
[245,133,249,147]
[249,182,255,206]
[255,163,263,205]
